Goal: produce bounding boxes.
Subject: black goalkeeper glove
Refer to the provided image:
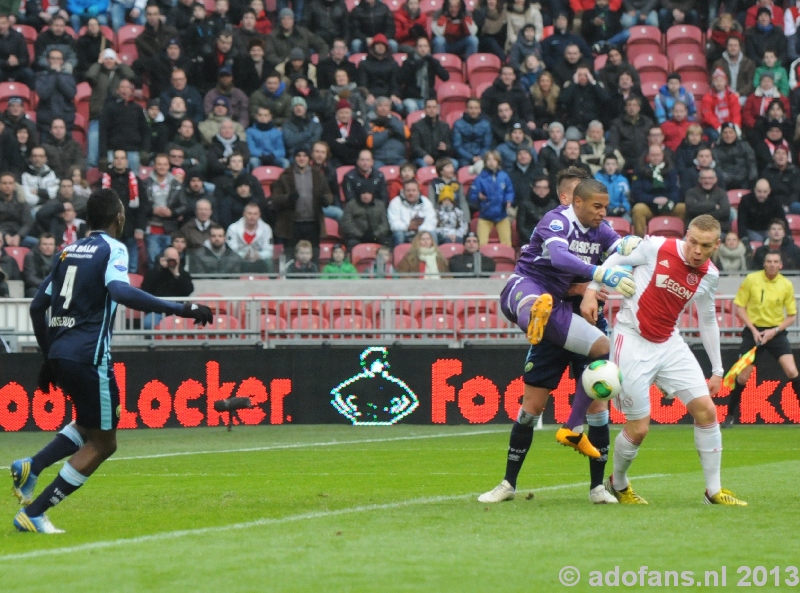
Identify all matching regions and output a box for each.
[181,303,214,326]
[37,360,57,393]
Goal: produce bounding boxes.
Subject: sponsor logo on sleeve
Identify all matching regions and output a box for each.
[548,219,564,232]
[114,259,127,272]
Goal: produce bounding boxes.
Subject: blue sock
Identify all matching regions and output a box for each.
[26,462,87,518]
[30,425,84,476]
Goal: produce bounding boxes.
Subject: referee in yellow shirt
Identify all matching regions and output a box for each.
[726,252,798,427]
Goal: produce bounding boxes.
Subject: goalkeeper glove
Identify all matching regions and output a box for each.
[592,265,636,297]
[617,235,642,256]
[181,303,214,326]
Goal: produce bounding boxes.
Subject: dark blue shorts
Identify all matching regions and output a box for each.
[52,358,120,431]
[523,312,608,390]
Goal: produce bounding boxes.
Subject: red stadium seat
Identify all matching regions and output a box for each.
[202,314,240,340]
[261,313,287,338]
[419,0,442,13]
[195,292,228,314]
[4,247,28,270]
[541,25,553,39]
[393,52,407,67]
[118,46,138,66]
[466,53,501,88]
[594,53,607,71]
[393,242,411,267]
[626,25,662,52]
[727,189,749,208]
[333,314,373,333]
[290,314,330,334]
[480,243,515,271]
[452,292,497,318]
[444,110,463,127]
[75,81,91,125]
[251,165,283,196]
[671,52,707,75]
[665,24,703,59]
[324,217,341,241]
[684,80,710,100]
[786,214,800,239]
[392,313,420,332]
[324,298,367,318]
[433,53,464,84]
[460,313,501,338]
[416,165,438,194]
[379,165,400,183]
[385,0,404,10]
[318,242,334,263]
[473,80,493,99]
[284,295,323,317]
[348,52,367,66]
[406,109,425,127]
[457,166,477,196]
[155,316,191,339]
[351,242,383,271]
[439,242,464,259]
[138,165,152,180]
[640,80,661,99]
[86,167,101,187]
[604,217,631,237]
[421,313,459,336]
[128,273,143,288]
[116,24,144,48]
[13,25,36,62]
[0,82,31,111]
[72,113,89,151]
[633,53,669,76]
[436,81,470,119]
[639,71,667,92]
[647,216,685,238]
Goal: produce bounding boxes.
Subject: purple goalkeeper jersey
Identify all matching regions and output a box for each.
[514,205,622,297]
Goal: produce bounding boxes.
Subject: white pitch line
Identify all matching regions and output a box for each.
[0,473,669,562]
[0,428,513,470]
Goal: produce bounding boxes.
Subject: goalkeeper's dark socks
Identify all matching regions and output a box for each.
[30,424,84,476]
[727,382,745,419]
[587,415,610,489]
[25,462,87,518]
[503,422,534,489]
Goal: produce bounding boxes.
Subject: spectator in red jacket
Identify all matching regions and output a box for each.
[394,0,428,51]
[745,0,783,30]
[742,71,790,137]
[661,101,693,152]
[431,0,479,59]
[699,68,742,142]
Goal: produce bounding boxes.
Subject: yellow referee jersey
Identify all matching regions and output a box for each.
[733,271,797,327]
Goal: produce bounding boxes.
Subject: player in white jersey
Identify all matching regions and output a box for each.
[581,214,747,506]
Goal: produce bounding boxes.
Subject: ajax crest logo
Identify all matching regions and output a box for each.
[330,347,420,425]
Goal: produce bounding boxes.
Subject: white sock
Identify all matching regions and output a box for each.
[612,430,640,491]
[694,422,722,497]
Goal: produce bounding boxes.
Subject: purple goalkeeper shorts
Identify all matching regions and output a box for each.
[500,274,573,348]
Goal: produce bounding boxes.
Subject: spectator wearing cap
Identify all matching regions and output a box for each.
[4,96,38,145]
[316,39,357,92]
[248,70,293,126]
[350,0,397,54]
[108,0,146,31]
[434,183,468,244]
[541,11,592,71]
[762,145,800,212]
[326,68,367,123]
[399,36,449,114]
[234,38,269,97]
[498,122,535,171]
[136,5,180,61]
[410,98,454,169]
[265,8,328,66]
[99,77,148,172]
[271,146,334,253]
[36,49,77,143]
[558,64,610,139]
[0,15,35,88]
[321,243,359,278]
[86,47,136,166]
[34,15,78,73]
[283,97,322,160]
[321,99,368,167]
[745,6,788,66]
[713,122,757,190]
[743,73,790,137]
[133,37,192,101]
[246,105,287,169]
[713,36,756,104]
[366,97,409,168]
[340,181,391,249]
[199,96,246,144]
[226,201,273,272]
[42,118,84,179]
[276,47,317,87]
[699,68,742,142]
[654,73,697,125]
[286,73,328,121]
[431,0,478,59]
[160,67,205,123]
[358,34,402,112]
[448,231,496,276]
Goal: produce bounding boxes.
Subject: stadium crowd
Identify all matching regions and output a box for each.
[0,0,799,286]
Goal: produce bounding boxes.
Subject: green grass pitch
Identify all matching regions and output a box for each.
[0,424,797,592]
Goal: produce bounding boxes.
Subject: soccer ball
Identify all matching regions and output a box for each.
[581,360,623,401]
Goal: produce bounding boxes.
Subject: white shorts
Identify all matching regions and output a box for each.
[610,326,709,421]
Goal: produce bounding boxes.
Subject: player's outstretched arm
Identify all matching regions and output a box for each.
[106,281,213,326]
[29,275,53,355]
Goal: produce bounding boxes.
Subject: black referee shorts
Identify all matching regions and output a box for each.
[739,326,793,361]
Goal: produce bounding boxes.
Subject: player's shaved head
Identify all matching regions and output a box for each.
[87,189,124,234]
[573,179,608,203]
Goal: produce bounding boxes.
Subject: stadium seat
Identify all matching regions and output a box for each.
[155,316,191,339]
[86,167,101,187]
[351,242,383,271]
[284,295,323,318]
[604,217,631,237]
[324,298,367,318]
[685,80,710,100]
[13,25,36,62]
[639,71,667,92]
[318,242,334,263]
[252,165,283,196]
[626,25,662,52]
[460,313,502,338]
[118,46,138,66]
[260,313,287,338]
[116,24,144,48]
[79,25,115,47]
[457,166,477,196]
[727,189,749,207]
[138,165,153,180]
[406,109,425,127]
[385,0,404,10]
[532,139,547,153]
[393,242,412,267]
[128,273,143,288]
[647,216,685,238]
[416,165,438,194]
[786,214,800,239]
[641,80,661,100]
[202,314,240,340]
[421,313,459,337]
[594,53,607,71]
[665,24,703,59]
[452,292,497,318]
[393,52,407,67]
[4,246,28,270]
[379,165,400,183]
[480,243,515,271]
[671,52,707,76]
[75,81,92,125]
[332,314,374,335]
[391,313,420,332]
[541,25,553,39]
[444,110,463,128]
[439,242,464,259]
[433,53,464,84]
[472,80,493,99]
[289,314,330,334]
[465,53,501,88]
[633,53,669,76]
[0,82,31,111]
[348,52,367,66]
[436,81,470,120]
[419,0,442,13]
[324,217,341,241]
[195,293,228,315]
